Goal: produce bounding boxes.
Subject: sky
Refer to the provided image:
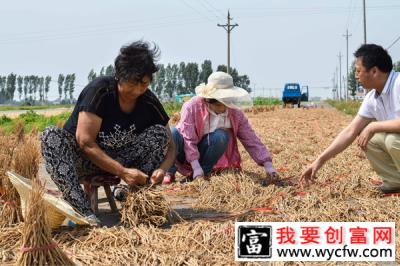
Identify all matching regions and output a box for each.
[0,0,399,100]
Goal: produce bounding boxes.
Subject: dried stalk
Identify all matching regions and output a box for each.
[16,179,74,266]
[0,224,22,263]
[12,134,40,180]
[0,125,27,227]
[121,186,171,227]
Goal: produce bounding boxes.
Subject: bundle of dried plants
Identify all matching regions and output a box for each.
[12,134,40,180]
[16,179,74,266]
[0,224,22,263]
[121,186,171,227]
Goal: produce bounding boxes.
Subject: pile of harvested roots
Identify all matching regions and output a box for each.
[121,186,172,227]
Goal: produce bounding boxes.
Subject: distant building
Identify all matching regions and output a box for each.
[355,86,365,100]
[310,96,321,101]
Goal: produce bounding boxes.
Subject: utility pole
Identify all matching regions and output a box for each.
[343,29,352,101]
[363,0,367,44]
[335,67,339,100]
[218,10,238,74]
[332,72,336,100]
[338,52,343,100]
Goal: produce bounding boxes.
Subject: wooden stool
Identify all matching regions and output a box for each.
[80,175,121,214]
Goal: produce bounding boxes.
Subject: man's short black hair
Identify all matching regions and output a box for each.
[354,44,392,73]
[114,40,159,83]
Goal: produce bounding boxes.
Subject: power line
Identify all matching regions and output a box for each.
[201,0,225,18]
[0,17,208,44]
[338,52,343,100]
[230,4,400,12]
[387,34,400,50]
[196,0,221,20]
[343,29,352,101]
[346,0,356,30]
[180,0,214,23]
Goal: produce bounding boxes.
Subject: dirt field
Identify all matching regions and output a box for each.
[1,106,399,265]
[0,107,72,118]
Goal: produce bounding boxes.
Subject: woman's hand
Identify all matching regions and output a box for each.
[150,168,166,185]
[120,168,148,186]
[262,171,281,187]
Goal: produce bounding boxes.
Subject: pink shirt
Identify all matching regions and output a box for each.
[175,96,273,176]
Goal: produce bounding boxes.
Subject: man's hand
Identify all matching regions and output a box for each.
[357,123,375,150]
[299,160,322,187]
[120,168,148,186]
[150,168,166,185]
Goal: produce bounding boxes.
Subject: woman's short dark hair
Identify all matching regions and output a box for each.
[114,40,160,83]
[354,44,392,73]
[205,98,219,104]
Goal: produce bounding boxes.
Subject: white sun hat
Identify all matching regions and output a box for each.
[195,71,253,109]
[7,171,90,229]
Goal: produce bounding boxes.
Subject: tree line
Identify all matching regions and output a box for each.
[88,60,251,100]
[0,74,52,104]
[0,73,77,105]
[56,74,76,103]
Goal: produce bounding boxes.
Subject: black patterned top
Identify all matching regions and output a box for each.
[64,76,169,148]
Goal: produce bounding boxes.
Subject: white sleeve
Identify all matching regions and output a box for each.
[357,93,375,119]
[393,78,400,118]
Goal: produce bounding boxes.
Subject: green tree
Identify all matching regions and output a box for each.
[57,74,65,100]
[44,76,51,100]
[38,77,44,102]
[6,73,17,102]
[393,61,400,72]
[183,63,199,93]
[348,61,357,98]
[28,75,35,101]
[64,74,70,100]
[164,64,174,98]
[69,73,76,101]
[237,74,251,92]
[171,64,179,94]
[177,62,186,94]
[88,69,97,83]
[32,76,39,101]
[152,64,165,98]
[216,65,227,73]
[199,59,213,84]
[100,67,105,76]
[105,64,115,76]
[23,76,29,101]
[17,76,23,101]
[0,76,5,103]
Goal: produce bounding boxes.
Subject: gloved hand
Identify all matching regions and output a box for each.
[262,161,282,187]
[264,161,277,177]
[190,160,204,179]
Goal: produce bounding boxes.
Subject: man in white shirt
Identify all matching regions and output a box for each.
[300,44,400,193]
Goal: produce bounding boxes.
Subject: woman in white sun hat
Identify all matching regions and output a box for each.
[163,71,279,184]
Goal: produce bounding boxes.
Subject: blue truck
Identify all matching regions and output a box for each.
[282,83,309,107]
